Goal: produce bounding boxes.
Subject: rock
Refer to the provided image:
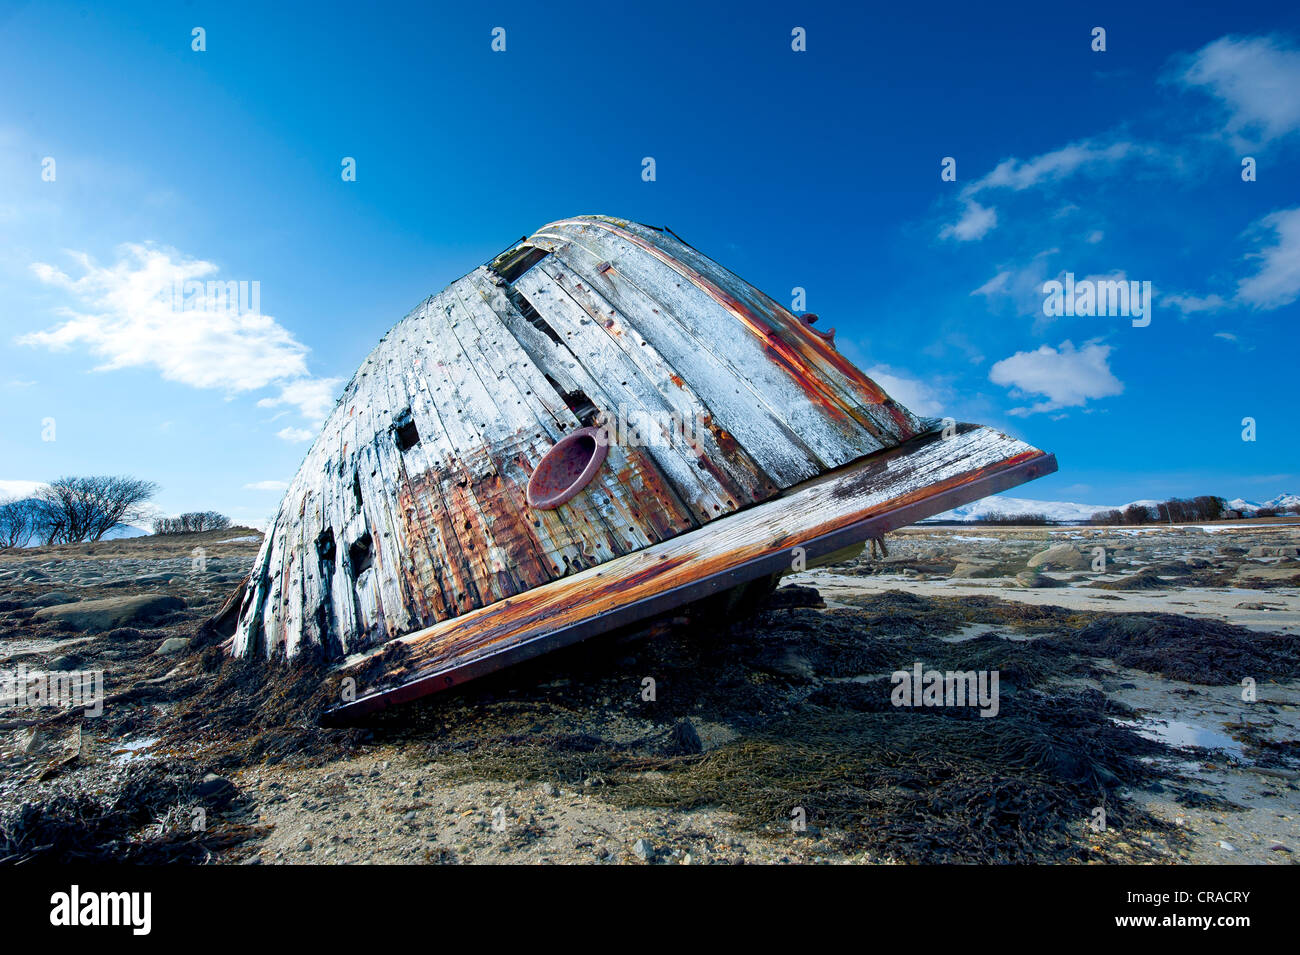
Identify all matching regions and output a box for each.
[538,782,558,798]
[1026,544,1090,571]
[664,719,704,755]
[1015,570,1063,588]
[18,569,50,581]
[632,838,655,862]
[1217,840,1237,852]
[34,594,186,633]
[49,653,84,670]
[196,773,237,805]
[154,637,190,655]
[952,562,1003,579]
[765,585,825,609]
[1246,545,1300,558]
[24,591,80,608]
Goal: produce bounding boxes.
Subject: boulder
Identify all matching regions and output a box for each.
[952,561,1004,579]
[1015,570,1064,588]
[24,591,80,608]
[1247,545,1300,558]
[34,594,186,633]
[1026,544,1091,571]
[154,637,191,655]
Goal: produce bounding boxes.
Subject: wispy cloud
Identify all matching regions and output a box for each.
[19,244,336,432]
[939,140,1160,241]
[1172,35,1300,150]
[989,340,1123,415]
[257,376,343,424]
[1237,207,1300,309]
[939,200,997,241]
[276,427,314,443]
[244,480,290,491]
[1164,293,1228,314]
[864,364,945,416]
[1166,206,1300,314]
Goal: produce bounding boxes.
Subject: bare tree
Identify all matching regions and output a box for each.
[153,511,231,535]
[36,476,159,543]
[0,498,38,549]
[1122,503,1151,525]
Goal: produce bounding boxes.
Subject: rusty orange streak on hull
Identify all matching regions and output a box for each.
[349,430,1052,703]
[552,218,917,439]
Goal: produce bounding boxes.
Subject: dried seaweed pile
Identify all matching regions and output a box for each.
[0,760,257,863]
[1049,612,1300,684]
[162,624,362,768]
[409,591,1190,862]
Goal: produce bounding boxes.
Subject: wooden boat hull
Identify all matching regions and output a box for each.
[226,214,1056,720]
[324,424,1054,721]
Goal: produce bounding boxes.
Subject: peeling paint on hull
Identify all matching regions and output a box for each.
[230,215,1055,716]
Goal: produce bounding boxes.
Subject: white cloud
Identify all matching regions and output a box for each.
[0,479,47,500]
[1175,35,1300,149]
[971,250,1058,321]
[276,427,315,443]
[864,364,945,416]
[939,200,997,241]
[989,340,1123,415]
[19,244,334,421]
[1164,292,1228,314]
[939,140,1159,240]
[971,140,1145,194]
[1237,207,1300,309]
[257,376,344,424]
[244,480,290,491]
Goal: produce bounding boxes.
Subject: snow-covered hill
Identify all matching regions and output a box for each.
[927,495,1121,523]
[928,491,1298,524]
[1226,493,1300,513]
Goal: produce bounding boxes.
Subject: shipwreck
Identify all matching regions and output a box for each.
[227,215,1056,720]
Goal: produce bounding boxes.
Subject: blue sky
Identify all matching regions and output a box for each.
[2,0,1298,525]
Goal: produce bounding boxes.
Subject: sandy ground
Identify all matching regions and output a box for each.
[1,521,1297,864]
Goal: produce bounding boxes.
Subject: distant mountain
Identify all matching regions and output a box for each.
[1225,493,1299,514]
[101,523,149,540]
[928,491,1298,524]
[927,495,1122,524]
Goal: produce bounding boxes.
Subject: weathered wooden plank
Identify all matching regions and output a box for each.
[530,226,828,484]
[328,425,1056,717]
[611,218,924,440]
[519,257,779,514]
[233,215,1053,683]
[544,217,924,445]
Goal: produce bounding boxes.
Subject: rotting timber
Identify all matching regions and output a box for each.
[226,215,1056,720]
